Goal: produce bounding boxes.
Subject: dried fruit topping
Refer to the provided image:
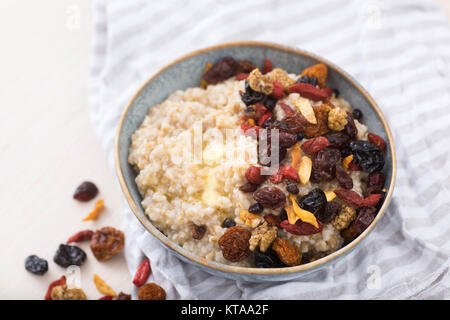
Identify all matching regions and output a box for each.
[25,255,48,275]
[344,112,358,139]
[66,230,94,244]
[82,199,105,221]
[281,166,299,182]
[285,205,298,225]
[269,168,284,184]
[359,193,383,207]
[270,80,285,99]
[258,112,272,127]
[333,88,340,97]
[289,83,331,101]
[202,56,237,85]
[239,182,258,193]
[366,172,385,195]
[240,210,263,228]
[263,58,273,74]
[285,180,299,195]
[278,102,295,115]
[313,148,341,181]
[334,189,383,208]
[200,62,212,88]
[290,143,301,170]
[45,275,66,300]
[53,244,87,267]
[280,114,307,133]
[349,140,385,173]
[249,203,264,214]
[240,81,265,106]
[90,227,125,262]
[271,237,302,266]
[294,97,316,124]
[193,225,207,240]
[301,136,330,155]
[253,186,286,209]
[324,190,336,202]
[278,131,298,149]
[264,214,282,227]
[296,75,318,86]
[335,164,353,189]
[93,274,116,297]
[296,132,305,141]
[51,285,87,300]
[325,132,351,149]
[342,154,353,169]
[249,222,278,252]
[296,188,327,213]
[268,68,296,88]
[298,155,312,185]
[247,68,274,95]
[348,162,361,171]
[235,73,249,80]
[290,195,320,228]
[218,226,251,262]
[253,248,285,268]
[99,295,114,300]
[331,204,357,230]
[222,218,236,228]
[73,181,98,202]
[352,108,363,120]
[245,166,267,184]
[368,133,387,151]
[138,283,166,300]
[263,95,278,112]
[235,60,256,74]
[117,292,132,300]
[300,63,328,88]
[342,206,376,243]
[328,107,348,131]
[304,104,331,137]
[316,201,341,224]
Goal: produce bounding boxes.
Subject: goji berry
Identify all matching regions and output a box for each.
[235,73,249,80]
[263,58,272,74]
[280,220,323,235]
[288,83,330,101]
[359,193,382,207]
[278,102,295,115]
[254,103,269,118]
[45,275,66,300]
[368,133,386,151]
[241,124,260,138]
[281,166,299,182]
[269,169,284,184]
[133,259,151,287]
[301,136,330,155]
[258,112,272,127]
[270,81,285,99]
[66,230,94,244]
[334,189,382,208]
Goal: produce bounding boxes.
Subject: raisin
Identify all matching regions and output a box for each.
[280,220,323,235]
[280,114,308,133]
[368,133,387,151]
[253,248,285,268]
[258,143,287,167]
[263,95,278,110]
[25,255,48,275]
[340,147,352,158]
[297,188,327,212]
[342,206,376,243]
[349,140,385,173]
[244,107,255,113]
[316,201,341,224]
[304,105,330,138]
[278,131,298,149]
[310,164,333,183]
[296,132,305,141]
[245,166,267,185]
[234,60,256,74]
[344,112,358,139]
[313,148,341,181]
[297,75,318,86]
[249,203,264,214]
[138,283,166,300]
[285,180,299,195]
[73,181,98,202]
[264,214,282,227]
[253,186,286,209]
[193,225,207,240]
[117,292,132,300]
[333,88,340,97]
[222,218,236,228]
[90,227,125,262]
[271,237,302,266]
[352,108,363,120]
[324,132,351,149]
[202,56,237,85]
[239,182,258,193]
[53,244,87,268]
[366,172,385,196]
[241,82,265,106]
[279,208,288,221]
[218,226,251,262]
[301,136,330,155]
[335,164,353,189]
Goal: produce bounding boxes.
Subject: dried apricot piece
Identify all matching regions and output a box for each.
[271,238,302,266]
[138,283,166,300]
[218,226,251,262]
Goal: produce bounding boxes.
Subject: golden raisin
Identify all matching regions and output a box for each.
[50,285,87,300]
[138,283,166,300]
[304,104,331,138]
[90,227,125,261]
[271,237,302,266]
[218,226,251,262]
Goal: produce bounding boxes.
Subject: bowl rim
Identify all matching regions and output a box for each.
[114,41,397,276]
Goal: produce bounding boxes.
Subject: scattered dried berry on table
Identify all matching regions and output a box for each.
[349,140,385,173]
[66,230,94,244]
[25,255,48,275]
[73,181,98,202]
[90,227,125,262]
[253,186,286,209]
[51,285,87,300]
[93,274,116,297]
[192,225,207,240]
[82,199,105,221]
[45,275,66,300]
[218,226,251,262]
[222,218,236,228]
[138,283,166,300]
[53,244,87,267]
[133,259,151,287]
[202,56,237,85]
[117,292,132,300]
[271,238,302,266]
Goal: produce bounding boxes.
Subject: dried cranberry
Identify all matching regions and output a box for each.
[73,181,98,202]
[270,81,285,99]
[253,186,286,209]
[297,188,327,213]
[222,218,236,228]
[239,182,258,193]
[335,165,353,189]
[352,109,363,120]
[324,132,351,149]
[349,140,385,173]
[202,56,237,84]
[248,203,264,214]
[281,166,299,182]
[316,201,341,224]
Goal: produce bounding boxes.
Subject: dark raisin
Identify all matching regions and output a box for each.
[297,188,327,213]
[202,56,237,85]
[117,292,132,300]
[73,181,98,202]
[263,96,278,110]
[354,207,377,233]
[270,120,291,133]
[310,164,333,183]
[340,147,352,158]
[253,186,286,209]
[261,116,273,128]
[193,225,207,240]
[285,180,299,194]
[324,132,351,149]
[258,140,287,167]
[279,208,288,221]
[54,244,87,267]
[352,108,363,120]
[335,165,353,189]
[25,255,48,275]
[241,82,265,106]
[316,201,341,223]
[349,140,385,173]
[333,88,340,97]
[253,248,286,268]
[244,107,255,113]
[344,112,358,139]
[314,148,341,181]
[248,203,264,214]
[280,114,307,133]
[239,182,258,193]
[366,172,385,195]
[297,75,318,86]
[296,132,305,141]
[222,218,236,228]
[278,131,298,149]
[234,60,256,74]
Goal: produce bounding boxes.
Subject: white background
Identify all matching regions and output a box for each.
[0,0,448,299]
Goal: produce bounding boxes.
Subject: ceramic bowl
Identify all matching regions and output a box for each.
[115,41,396,282]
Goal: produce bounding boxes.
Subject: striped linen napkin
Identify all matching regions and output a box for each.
[89,0,450,299]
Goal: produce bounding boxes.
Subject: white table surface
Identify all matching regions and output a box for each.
[0,0,449,300]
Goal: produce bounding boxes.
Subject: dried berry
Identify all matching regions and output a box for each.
[264,214,282,227]
[366,172,385,196]
[235,72,249,80]
[25,255,48,275]
[301,63,328,88]
[334,189,382,208]
[279,208,288,221]
[314,147,341,180]
[249,203,264,214]
[218,226,251,262]
[296,75,318,86]
[138,283,166,300]
[333,88,340,97]
[240,81,265,106]
[352,108,363,120]
[99,295,114,300]
[90,227,125,262]
[239,182,258,193]
[281,166,299,182]
[253,186,286,209]
[235,60,256,74]
[263,58,273,74]
[45,276,66,300]
[280,114,307,133]
[297,188,327,213]
[193,225,207,240]
[344,112,358,139]
[73,181,98,202]
[285,180,299,195]
[349,140,385,173]
[289,83,331,101]
[271,237,302,266]
[245,166,267,185]
[270,169,284,184]
[66,230,94,244]
[82,199,105,221]
[296,132,305,141]
[222,218,236,228]
[253,248,285,268]
[263,95,278,110]
[335,164,353,189]
[281,219,324,235]
[301,136,330,155]
[342,206,376,243]
[53,244,87,267]
[278,131,298,149]
[316,201,341,223]
[278,102,295,115]
[304,104,331,138]
[270,81,285,99]
[133,259,151,287]
[117,292,132,300]
[202,56,237,85]
[325,132,351,149]
[368,133,387,151]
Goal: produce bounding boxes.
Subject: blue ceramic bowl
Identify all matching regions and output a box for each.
[115,41,396,282]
